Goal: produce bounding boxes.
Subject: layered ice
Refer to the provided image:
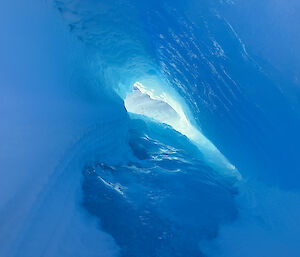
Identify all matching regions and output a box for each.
[125,82,240,177]
[1,0,300,256]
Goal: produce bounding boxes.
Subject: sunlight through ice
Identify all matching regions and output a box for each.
[125,82,241,179]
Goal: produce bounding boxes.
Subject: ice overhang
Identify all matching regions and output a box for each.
[124,82,241,179]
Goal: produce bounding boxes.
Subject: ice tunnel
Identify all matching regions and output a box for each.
[124,81,239,177]
[1,0,300,257]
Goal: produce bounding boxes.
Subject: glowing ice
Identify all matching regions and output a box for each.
[125,82,241,179]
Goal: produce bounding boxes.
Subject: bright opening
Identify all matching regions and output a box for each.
[124,82,241,179]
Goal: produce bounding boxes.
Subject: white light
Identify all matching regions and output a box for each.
[125,82,241,179]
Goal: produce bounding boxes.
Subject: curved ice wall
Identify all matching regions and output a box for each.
[1,0,300,256]
[54,0,300,187]
[0,1,127,256]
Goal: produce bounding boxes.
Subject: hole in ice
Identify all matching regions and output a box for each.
[125,82,240,178]
[124,81,200,142]
[124,82,182,129]
[82,85,240,257]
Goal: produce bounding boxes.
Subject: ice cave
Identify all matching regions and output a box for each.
[1,0,300,257]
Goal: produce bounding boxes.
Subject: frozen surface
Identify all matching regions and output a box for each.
[125,83,240,177]
[1,0,300,256]
[0,1,124,256]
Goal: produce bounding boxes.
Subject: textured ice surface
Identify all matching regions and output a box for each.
[1,0,300,256]
[125,83,240,178]
[82,117,238,257]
